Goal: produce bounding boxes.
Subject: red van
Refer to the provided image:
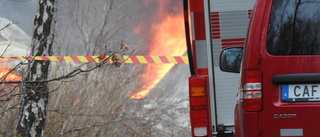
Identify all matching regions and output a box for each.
[220,0,320,136]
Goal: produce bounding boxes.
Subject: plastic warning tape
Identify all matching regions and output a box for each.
[1,56,189,64]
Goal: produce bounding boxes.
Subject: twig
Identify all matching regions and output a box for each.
[123,49,135,62]
[0,55,111,84]
[0,21,16,32]
[0,39,12,57]
[59,113,163,135]
[0,42,133,85]
[0,103,20,114]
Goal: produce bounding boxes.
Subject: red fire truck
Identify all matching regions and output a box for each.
[186,0,320,137]
[184,0,254,136]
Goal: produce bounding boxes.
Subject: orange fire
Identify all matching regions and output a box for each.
[130,1,186,99]
[0,68,21,81]
[0,59,22,81]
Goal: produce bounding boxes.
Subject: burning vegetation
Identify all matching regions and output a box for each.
[130,0,186,99]
[0,0,190,136]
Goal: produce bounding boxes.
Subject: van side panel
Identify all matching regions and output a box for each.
[241,0,266,70]
[240,112,260,137]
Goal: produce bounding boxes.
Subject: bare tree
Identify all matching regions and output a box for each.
[17,0,57,137]
[16,0,57,136]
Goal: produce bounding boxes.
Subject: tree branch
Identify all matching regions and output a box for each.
[0,45,131,85]
[0,21,16,32]
[59,113,163,135]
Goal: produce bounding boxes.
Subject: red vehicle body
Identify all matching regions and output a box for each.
[187,0,320,136]
[220,0,320,136]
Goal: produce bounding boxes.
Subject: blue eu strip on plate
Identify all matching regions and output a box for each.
[282,85,289,99]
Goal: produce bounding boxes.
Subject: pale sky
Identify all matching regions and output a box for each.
[0,0,38,35]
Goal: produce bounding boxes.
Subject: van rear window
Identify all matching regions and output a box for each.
[267,0,320,55]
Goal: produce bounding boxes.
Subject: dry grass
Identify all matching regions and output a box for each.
[44,63,189,137]
[0,61,190,137]
[0,84,21,137]
[0,0,191,136]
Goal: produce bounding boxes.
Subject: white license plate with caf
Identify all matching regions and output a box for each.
[282,84,320,102]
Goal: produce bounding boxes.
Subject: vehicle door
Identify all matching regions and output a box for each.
[259,0,320,136]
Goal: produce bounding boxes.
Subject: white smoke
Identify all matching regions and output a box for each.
[0,17,30,68]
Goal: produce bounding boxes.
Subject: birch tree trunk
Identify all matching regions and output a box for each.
[17,0,57,136]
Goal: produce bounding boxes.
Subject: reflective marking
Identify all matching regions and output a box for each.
[280,129,303,136]
[195,40,208,69]
[190,12,195,40]
[2,56,189,64]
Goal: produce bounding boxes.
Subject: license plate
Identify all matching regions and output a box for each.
[282,84,320,102]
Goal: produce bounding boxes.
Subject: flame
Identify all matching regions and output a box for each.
[0,59,21,102]
[131,1,186,99]
[0,59,21,81]
[72,97,80,106]
[0,68,21,81]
